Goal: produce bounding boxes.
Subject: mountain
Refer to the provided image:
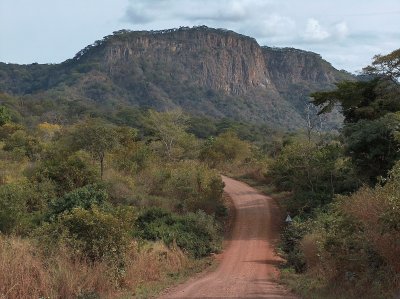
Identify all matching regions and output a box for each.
[0,26,353,129]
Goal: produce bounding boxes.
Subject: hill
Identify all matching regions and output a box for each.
[0,26,353,129]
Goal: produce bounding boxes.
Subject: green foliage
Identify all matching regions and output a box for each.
[281,161,400,297]
[0,183,30,234]
[135,207,221,258]
[269,141,358,215]
[0,179,56,234]
[141,160,224,214]
[50,184,108,217]
[32,151,99,194]
[147,109,199,160]
[312,55,400,184]
[200,131,251,168]
[3,129,42,160]
[71,119,119,178]
[0,122,25,140]
[187,116,217,138]
[59,206,134,262]
[112,141,153,175]
[0,106,11,126]
[280,218,311,272]
[344,112,400,183]
[363,48,400,82]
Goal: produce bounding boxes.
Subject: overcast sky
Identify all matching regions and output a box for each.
[1,0,399,73]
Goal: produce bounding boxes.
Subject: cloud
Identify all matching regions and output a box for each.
[119,0,398,72]
[335,22,349,39]
[304,18,330,41]
[124,6,153,24]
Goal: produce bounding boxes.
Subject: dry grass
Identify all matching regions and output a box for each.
[0,236,51,299]
[123,242,188,288]
[0,236,191,299]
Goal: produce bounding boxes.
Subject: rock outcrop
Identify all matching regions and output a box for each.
[0,26,353,129]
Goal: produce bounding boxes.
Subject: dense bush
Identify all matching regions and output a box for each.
[269,141,358,215]
[200,131,251,168]
[0,183,31,234]
[3,129,42,160]
[140,160,225,214]
[344,112,400,183]
[135,207,221,258]
[0,109,230,296]
[59,206,134,262]
[50,184,108,217]
[281,161,400,297]
[32,151,99,194]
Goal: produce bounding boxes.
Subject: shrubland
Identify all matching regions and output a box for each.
[274,49,400,298]
[0,105,254,298]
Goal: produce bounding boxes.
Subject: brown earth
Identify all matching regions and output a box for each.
[160,176,298,298]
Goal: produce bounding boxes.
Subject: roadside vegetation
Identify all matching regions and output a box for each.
[0,100,258,298]
[271,49,400,298]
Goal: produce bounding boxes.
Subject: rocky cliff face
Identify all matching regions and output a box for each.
[0,26,353,129]
[97,27,272,95]
[262,47,337,90]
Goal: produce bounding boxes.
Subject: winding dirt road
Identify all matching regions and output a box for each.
[160,176,297,298]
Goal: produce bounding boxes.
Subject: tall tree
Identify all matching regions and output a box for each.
[147,109,189,160]
[71,119,119,179]
[311,49,400,183]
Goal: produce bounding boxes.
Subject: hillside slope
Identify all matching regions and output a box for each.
[0,26,352,129]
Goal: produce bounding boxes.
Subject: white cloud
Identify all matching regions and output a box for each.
[335,21,349,39]
[304,18,330,41]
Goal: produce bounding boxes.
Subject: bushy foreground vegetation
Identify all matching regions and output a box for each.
[271,49,400,298]
[0,103,258,297]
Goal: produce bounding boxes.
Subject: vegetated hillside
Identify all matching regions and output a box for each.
[0,26,353,129]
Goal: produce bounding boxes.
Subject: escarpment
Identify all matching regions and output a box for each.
[0,26,353,129]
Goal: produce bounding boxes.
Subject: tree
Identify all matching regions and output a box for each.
[37,122,61,140]
[269,141,357,215]
[71,119,119,179]
[33,151,99,194]
[0,106,11,126]
[344,113,400,183]
[147,109,192,160]
[200,131,251,168]
[304,102,326,142]
[59,206,133,262]
[363,48,400,82]
[3,129,42,160]
[311,49,400,183]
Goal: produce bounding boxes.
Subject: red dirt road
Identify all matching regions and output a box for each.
[160,176,297,298]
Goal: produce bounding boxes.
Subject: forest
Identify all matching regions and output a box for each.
[0,46,399,298]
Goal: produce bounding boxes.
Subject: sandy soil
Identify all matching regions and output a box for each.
[159,176,298,298]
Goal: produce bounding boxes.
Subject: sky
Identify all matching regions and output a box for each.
[0,0,399,73]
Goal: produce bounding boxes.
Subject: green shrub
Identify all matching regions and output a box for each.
[50,184,108,217]
[32,151,99,194]
[269,141,358,216]
[200,131,251,168]
[140,160,224,215]
[135,207,221,258]
[162,160,224,214]
[0,183,30,234]
[3,130,42,160]
[279,218,311,273]
[59,206,134,262]
[38,205,135,267]
[284,162,400,297]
